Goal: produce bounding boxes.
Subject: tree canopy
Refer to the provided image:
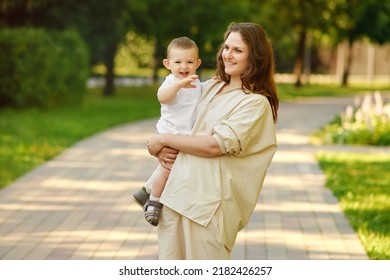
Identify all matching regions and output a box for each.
[326,0,390,85]
[1,0,388,92]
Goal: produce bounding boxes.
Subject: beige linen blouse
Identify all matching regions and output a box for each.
[147,79,277,250]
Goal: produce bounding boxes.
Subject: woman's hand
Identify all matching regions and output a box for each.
[156,147,178,170]
[148,135,179,169]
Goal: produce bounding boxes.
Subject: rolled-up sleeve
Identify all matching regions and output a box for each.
[212,96,269,157]
[213,122,241,155]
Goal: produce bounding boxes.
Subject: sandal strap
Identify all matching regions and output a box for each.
[144,200,163,227]
[144,199,163,210]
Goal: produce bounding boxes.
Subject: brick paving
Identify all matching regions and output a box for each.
[1,97,382,260]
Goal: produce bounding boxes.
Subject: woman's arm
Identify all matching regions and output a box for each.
[148,133,223,158]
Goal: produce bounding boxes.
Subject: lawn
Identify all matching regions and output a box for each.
[317,152,390,260]
[277,82,390,100]
[0,86,160,189]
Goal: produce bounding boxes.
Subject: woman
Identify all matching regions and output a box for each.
[146,22,279,259]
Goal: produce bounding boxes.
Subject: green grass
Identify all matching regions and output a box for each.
[0,86,160,189]
[277,83,390,100]
[317,152,390,260]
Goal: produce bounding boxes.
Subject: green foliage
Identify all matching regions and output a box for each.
[327,0,390,45]
[143,0,251,71]
[114,31,155,74]
[317,152,390,259]
[0,86,160,189]
[0,27,89,108]
[0,0,149,96]
[49,30,90,105]
[251,0,330,74]
[311,92,390,145]
[358,0,390,44]
[2,1,389,90]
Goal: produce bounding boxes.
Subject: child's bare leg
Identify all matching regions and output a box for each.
[144,166,171,226]
[150,166,171,200]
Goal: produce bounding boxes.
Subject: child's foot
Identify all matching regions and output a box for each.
[132,187,150,207]
[143,200,163,226]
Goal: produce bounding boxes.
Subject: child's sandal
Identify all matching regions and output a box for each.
[143,200,163,226]
[132,187,150,207]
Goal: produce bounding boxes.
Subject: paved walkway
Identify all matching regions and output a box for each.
[1,97,384,260]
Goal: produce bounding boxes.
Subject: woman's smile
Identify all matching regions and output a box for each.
[222,32,249,79]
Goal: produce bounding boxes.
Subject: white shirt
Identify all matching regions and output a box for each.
[156,74,201,135]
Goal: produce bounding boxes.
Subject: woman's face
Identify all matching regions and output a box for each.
[222,31,249,79]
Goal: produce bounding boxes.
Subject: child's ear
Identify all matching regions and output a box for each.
[163,59,170,70]
[196,59,202,69]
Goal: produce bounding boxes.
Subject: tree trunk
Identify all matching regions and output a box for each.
[341,38,354,87]
[152,39,160,84]
[303,32,312,84]
[293,30,307,88]
[103,42,118,96]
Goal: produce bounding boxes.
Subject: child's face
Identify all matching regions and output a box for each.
[163,47,201,79]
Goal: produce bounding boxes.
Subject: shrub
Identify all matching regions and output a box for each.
[311,91,390,146]
[0,28,89,109]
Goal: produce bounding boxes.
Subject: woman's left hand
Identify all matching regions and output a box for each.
[147,134,164,156]
[157,147,178,170]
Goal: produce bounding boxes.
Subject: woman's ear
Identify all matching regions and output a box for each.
[163,59,170,70]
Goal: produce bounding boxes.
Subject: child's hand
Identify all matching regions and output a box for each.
[178,74,199,89]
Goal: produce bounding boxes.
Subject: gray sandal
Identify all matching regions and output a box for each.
[133,187,150,207]
[143,200,163,226]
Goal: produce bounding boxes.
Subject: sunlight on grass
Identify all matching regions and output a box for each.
[0,86,160,189]
[277,83,390,100]
[317,152,390,260]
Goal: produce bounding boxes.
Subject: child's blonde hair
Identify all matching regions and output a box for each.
[167,37,199,58]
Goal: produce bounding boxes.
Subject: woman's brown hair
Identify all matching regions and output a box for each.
[216,22,279,122]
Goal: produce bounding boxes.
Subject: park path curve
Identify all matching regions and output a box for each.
[0,96,379,260]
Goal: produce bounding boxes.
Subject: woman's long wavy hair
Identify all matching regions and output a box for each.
[216,22,279,123]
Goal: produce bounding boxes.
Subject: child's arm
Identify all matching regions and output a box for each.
[157,74,199,104]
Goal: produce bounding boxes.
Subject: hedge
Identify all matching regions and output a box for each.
[0,28,89,109]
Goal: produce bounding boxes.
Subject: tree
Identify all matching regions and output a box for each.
[189,0,252,70]
[328,0,390,86]
[0,0,56,27]
[251,0,329,88]
[142,0,251,82]
[0,0,148,96]
[47,0,148,96]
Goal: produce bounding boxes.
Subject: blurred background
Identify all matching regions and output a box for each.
[0,0,389,260]
[1,0,389,99]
